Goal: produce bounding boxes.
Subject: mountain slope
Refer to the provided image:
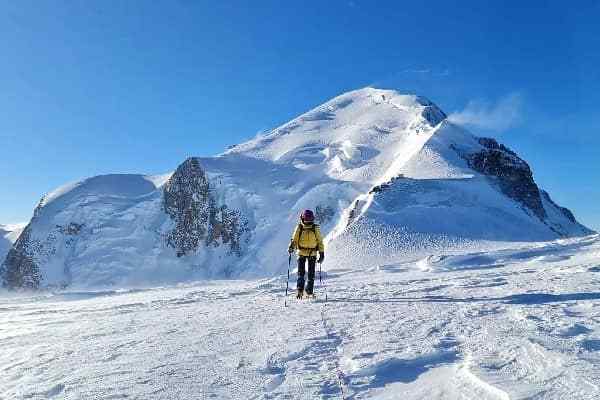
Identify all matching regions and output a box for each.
[327,120,592,268]
[0,223,26,266]
[1,88,593,289]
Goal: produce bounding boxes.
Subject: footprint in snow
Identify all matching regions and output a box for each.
[24,383,65,399]
[580,339,600,352]
[263,353,286,392]
[264,374,285,392]
[558,324,592,337]
[103,353,121,362]
[347,351,459,390]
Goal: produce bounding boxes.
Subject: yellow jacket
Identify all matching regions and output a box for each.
[290,222,325,257]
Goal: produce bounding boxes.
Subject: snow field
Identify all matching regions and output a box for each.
[2,234,600,399]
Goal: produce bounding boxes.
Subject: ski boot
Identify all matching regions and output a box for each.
[296,289,304,299]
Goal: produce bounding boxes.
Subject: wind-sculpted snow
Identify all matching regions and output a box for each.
[1,87,592,289]
[2,235,600,398]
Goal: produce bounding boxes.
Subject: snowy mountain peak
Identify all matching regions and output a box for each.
[224,87,450,192]
[1,88,593,289]
[226,87,446,159]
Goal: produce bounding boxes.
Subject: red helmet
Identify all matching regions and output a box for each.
[301,209,315,223]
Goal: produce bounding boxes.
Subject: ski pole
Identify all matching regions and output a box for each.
[285,253,291,307]
[319,261,327,302]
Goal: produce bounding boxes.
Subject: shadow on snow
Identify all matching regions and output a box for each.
[345,351,458,398]
[328,292,600,305]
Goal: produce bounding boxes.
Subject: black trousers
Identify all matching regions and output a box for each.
[297,256,316,294]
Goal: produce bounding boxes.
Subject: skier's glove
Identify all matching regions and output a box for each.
[318,252,325,263]
[288,246,295,255]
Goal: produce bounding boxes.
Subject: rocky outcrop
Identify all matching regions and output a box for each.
[1,225,40,290]
[462,137,547,220]
[315,205,335,225]
[370,174,405,194]
[0,225,18,265]
[163,158,248,257]
[1,220,85,290]
[417,97,447,126]
[163,158,212,256]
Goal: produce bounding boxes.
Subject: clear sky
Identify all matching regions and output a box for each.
[1,1,599,230]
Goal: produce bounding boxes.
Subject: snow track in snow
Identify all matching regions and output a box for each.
[320,300,350,399]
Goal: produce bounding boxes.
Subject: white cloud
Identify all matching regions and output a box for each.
[448,93,523,132]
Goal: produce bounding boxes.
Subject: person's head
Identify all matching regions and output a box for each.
[300,209,315,224]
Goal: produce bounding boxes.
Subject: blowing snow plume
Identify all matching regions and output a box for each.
[448,93,523,132]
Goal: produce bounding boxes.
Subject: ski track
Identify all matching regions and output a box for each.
[2,235,600,399]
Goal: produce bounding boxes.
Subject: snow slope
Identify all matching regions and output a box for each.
[1,88,592,289]
[2,234,600,399]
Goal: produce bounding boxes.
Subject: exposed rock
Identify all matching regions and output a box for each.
[163,157,248,257]
[0,224,25,267]
[462,137,546,220]
[315,205,335,225]
[206,204,248,257]
[346,199,366,227]
[1,225,40,290]
[421,105,447,126]
[1,220,84,290]
[58,223,85,236]
[370,174,405,194]
[163,158,212,257]
[416,97,447,126]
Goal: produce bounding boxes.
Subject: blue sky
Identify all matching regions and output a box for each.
[1,1,599,230]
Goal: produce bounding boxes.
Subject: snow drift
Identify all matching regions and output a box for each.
[1,88,593,289]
